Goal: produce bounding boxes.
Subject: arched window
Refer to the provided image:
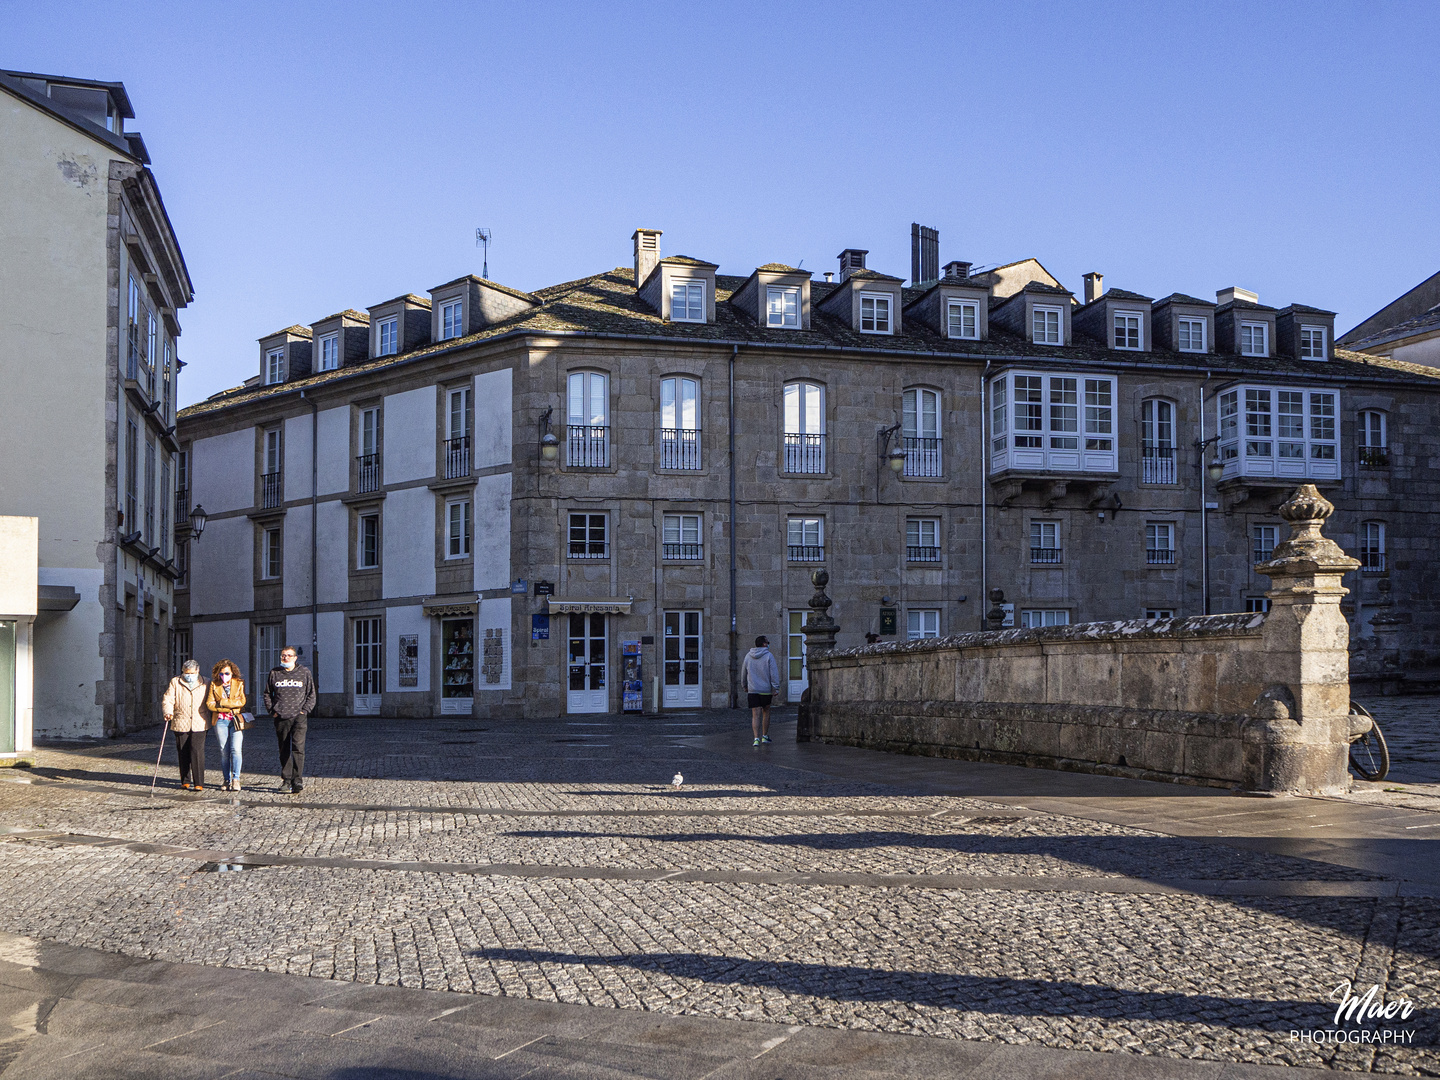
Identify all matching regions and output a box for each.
[901,388,942,476]
[1360,521,1386,573]
[567,371,609,468]
[659,377,700,469]
[1140,398,1176,484]
[782,381,825,473]
[1359,410,1388,467]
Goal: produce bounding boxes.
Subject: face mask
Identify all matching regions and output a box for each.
[183,674,198,686]
[281,659,295,671]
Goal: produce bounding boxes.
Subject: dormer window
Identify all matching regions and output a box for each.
[860,293,892,334]
[1300,325,1326,360]
[671,280,705,322]
[1177,318,1206,352]
[265,348,285,385]
[1113,311,1142,350]
[947,300,978,340]
[1032,306,1062,345]
[440,300,464,340]
[318,333,339,372]
[767,286,800,328]
[377,317,398,356]
[1240,322,1268,356]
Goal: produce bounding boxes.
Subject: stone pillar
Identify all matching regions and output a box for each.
[1252,485,1360,794]
[796,571,839,743]
[985,588,1007,631]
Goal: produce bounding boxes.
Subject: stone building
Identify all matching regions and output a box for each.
[0,70,193,737]
[175,227,1440,718]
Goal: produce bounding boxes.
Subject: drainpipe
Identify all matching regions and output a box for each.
[979,360,991,630]
[728,345,738,709]
[1198,371,1211,616]
[301,390,318,680]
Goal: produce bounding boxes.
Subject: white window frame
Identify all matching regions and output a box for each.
[766,286,800,328]
[662,513,702,560]
[318,332,339,372]
[859,293,892,335]
[906,609,940,640]
[1177,317,1206,353]
[906,517,940,561]
[1113,310,1142,351]
[1359,410,1387,450]
[901,387,942,477]
[447,387,471,441]
[1239,321,1268,357]
[990,372,1117,474]
[360,407,380,459]
[671,279,705,323]
[1020,609,1070,629]
[782,381,826,474]
[568,512,609,560]
[358,512,380,569]
[1030,520,1061,564]
[440,299,464,340]
[1361,521,1386,573]
[1252,524,1277,564]
[1032,305,1062,345]
[257,624,282,675]
[446,499,472,559]
[1144,609,1175,621]
[376,317,398,356]
[1145,521,1175,564]
[264,428,282,475]
[1300,325,1327,361]
[946,299,979,340]
[1217,385,1340,482]
[786,516,824,561]
[261,526,281,580]
[265,347,285,385]
[1141,398,1177,484]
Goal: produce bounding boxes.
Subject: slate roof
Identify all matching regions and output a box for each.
[182,266,1440,420]
[1348,304,1440,350]
[314,309,370,324]
[1075,288,1155,313]
[430,275,539,303]
[1154,293,1215,308]
[259,325,312,341]
[1216,298,1278,314]
[1278,303,1337,317]
[756,263,804,273]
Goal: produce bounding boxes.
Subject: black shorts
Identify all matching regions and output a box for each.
[747,693,773,708]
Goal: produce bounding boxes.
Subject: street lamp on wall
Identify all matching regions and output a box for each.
[538,407,559,462]
[188,503,207,543]
[876,422,904,496]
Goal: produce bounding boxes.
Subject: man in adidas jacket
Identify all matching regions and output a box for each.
[263,645,316,794]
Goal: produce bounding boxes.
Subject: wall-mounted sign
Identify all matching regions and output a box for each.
[533,580,555,597]
[879,607,897,636]
[512,579,527,594]
[531,613,550,640]
[398,634,418,687]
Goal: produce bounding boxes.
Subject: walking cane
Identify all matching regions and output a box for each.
[150,720,169,797]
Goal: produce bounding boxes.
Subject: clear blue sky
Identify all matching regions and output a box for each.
[8,1,1438,405]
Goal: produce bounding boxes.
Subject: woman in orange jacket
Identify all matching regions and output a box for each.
[206,659,248,791]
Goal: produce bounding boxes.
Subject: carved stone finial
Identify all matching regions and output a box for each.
[808,570,832,617]
[802,569,840,655]
[986,588,1007,631]
[1257,484,1358,575]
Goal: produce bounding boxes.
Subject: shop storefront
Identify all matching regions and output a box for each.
[547,597,632,714]
[0,518,37,760]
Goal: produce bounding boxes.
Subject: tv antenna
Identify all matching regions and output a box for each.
[475,228,492,278]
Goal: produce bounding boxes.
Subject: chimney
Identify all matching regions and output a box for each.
[632,228,662,287]
[823,272,834,282]
[838,248,868,282]
[1083,272,1104,305]
[910,223,939,287]
[1216,286,1259,306]
[943,260,972,281]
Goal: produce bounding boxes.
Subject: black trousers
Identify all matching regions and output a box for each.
[174,729,206,786]
[274,714,307,786]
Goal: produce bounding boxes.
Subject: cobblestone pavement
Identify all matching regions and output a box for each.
[1,710,1436,1076]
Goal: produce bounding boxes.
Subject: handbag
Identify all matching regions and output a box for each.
[236,712,254,731]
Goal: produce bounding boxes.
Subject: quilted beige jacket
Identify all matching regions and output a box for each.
[161,677,211,732]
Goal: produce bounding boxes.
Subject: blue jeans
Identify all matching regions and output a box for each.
[214,716,244,784]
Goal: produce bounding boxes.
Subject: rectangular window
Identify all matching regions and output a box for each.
[358,513,379,569]
[907,610,940,640]
[1141,399,1176,484]
[318,333,339,372]
[146,310,158,375]
[1359,411,1388,467]
[568,512,608,559]
[1014,376,1042,448]
[441,300,464,340]
[947,300,978,340]
[766,286,800,328]
[906,518,940,562]
[143,439,156,547]
[662,513,702,560]
[262,527,281,579]
[1032,306,1061,344]
[1084,379,1113,451]
[1246,597,1271,614]
[1277,390,1305,459]
[671,280,705,322]
[1020,609,1070,629]
[1361,521,1385,573]
[173,628,191,668]
[124,417,138,532]
[786,517,824,561]
[257,624,282,675]
[162,339,173,422]
[1113,311,1141,350]
[1253,524,1277,564]
[566,371,609,468]
[1300,325,1326,360]
[1240,321,1268,356]
[160,458,170,558]
[782,382,826,473]
[859,293,892,334]
[1309,393,1336,458]
[377,317,398,356]
[1030,521,1060,564]
[1145,521,1175,565]
[1145,609,1175,621]
[126,277,140,377]
[265,348,285,385]
[1048,377,1078,450]
[901,388,941,476]
[990,378,1008,452]
[1177,318,1206,352]
[659,376,700,469]
[1245,388,1272,458]
[446,500,472,558]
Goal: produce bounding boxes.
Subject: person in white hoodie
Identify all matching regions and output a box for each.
[741,635,781,746]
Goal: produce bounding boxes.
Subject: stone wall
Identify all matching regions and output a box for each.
[801,486,1361,795]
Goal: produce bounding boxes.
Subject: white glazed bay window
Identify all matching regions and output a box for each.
[859,293,892,334]
[990,372,1117,473]
[1032,306,1062,344]
[1217,386,1339,481]
[767,286,800,328]
[947,300,978,340]
[671,280,705,322]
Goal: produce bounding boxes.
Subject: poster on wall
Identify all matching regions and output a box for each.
[398,634,418,687]
[621,639,643,713]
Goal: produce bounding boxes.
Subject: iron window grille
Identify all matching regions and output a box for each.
[444,436,471,479]
[660,428,701,469]
[902,437,942,477]
[261,471,283,509]
[787,545,825,562]
[782,433,826,474]
[357,454,381,493]
[566,425,609,468]
[907,546,941,563]
[569,513,609,559]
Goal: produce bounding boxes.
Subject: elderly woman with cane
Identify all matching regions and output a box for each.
[161,659,211,790]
